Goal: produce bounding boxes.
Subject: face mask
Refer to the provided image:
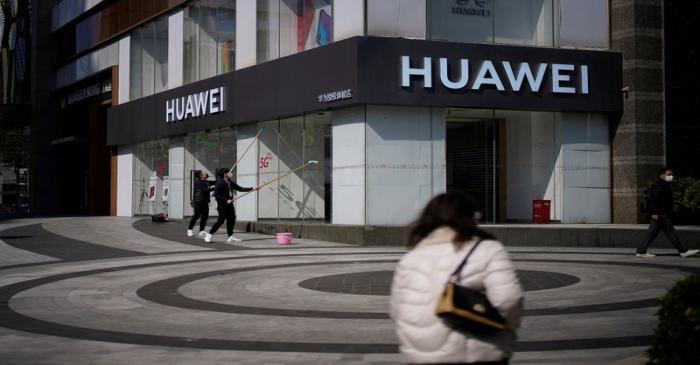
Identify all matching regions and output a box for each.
[665,175,674,182]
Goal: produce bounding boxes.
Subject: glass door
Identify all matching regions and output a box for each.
[446,118,505,223]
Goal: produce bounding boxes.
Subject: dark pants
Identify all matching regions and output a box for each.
[210,203,236,236]
[637,214,688,254]
[188,201,209,232]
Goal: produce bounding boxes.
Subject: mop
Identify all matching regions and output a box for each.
[234,160,319,202]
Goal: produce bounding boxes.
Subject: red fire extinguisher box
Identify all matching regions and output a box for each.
[532,200,551,223]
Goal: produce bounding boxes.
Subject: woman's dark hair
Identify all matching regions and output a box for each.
[195,170,203,179]
[658,166,671,176]
[216,168,230,179]
[407,192,494,248]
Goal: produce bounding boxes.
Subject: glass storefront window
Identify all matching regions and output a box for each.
[57,41,118,89]
[54,0,178,59]
[429,0,605,48]
[554,0,609,49]
[494,0,553,46]
[76,13,101,53]
[257,114,331,221]
[130,15,169,100]
[444,108,610,223]
[257,0,280,63]
[0,125,31,214]
[184,0,237,84]
[132,138,170,215]
[183,128,237,216]
[257,0,332,63]
[367,0,426,39]
[429,0,495,43]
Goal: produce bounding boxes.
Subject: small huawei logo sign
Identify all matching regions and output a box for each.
[456,0,487,7]
[453,0,491,17]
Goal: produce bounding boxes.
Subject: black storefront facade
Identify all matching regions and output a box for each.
[108,36,622,226]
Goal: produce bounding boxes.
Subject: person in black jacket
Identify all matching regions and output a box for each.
[187,170,215,238]
[204,168,258,243]
[636,167,699,258]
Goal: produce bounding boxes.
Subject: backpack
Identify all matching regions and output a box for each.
[640,189,652,214]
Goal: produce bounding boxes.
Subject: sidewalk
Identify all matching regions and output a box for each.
[234,219,700,247]
[2,216,697,364]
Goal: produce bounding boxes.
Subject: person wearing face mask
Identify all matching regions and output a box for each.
[203,168,258,243]
[636,167,699,258]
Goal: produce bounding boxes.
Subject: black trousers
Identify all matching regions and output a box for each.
[637,214,688,254]
[188,201,209,232]
[209,203,236,236]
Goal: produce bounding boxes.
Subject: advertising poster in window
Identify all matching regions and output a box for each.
[162,176,170,202]
[148,177,158,202]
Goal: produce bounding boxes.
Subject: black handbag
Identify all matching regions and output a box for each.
[435,239,507,334]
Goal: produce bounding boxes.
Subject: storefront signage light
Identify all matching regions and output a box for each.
[165,87,226,123]
[401,56,589,94]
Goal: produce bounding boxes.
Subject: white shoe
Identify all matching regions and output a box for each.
[198,231,207,237]
[635,252,656,258]
[680,249,699,258]
[187,229,194,237]
[204,233,212,243]
[227,235,242,243]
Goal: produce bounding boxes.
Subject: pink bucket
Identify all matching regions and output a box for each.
[276,232,293,245]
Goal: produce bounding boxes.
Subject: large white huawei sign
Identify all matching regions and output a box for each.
[401,56,589,94]
[165,87,226,123]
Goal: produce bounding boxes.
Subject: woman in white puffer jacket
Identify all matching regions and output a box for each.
[390,193,523,365]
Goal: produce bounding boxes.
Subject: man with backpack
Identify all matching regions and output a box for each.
[636,167,699,258]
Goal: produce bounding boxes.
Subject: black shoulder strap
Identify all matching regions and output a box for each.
[450,238,483,279]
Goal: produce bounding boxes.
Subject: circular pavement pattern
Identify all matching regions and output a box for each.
[2,219,700,364]
[298,269,581,296]
[1,251,696,353]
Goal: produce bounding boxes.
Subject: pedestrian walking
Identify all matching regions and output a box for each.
[204,168,257,243]
[187,170,215,238]
[390,193,523,364]
[636,167,699,258]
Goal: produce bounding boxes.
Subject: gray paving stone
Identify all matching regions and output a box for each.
[2,217,699,364]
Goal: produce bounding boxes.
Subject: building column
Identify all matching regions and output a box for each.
[610,0,665,223]
[168,138,185,219]
[235,125,260,221]
[235,0,257,69]
[332,106,366,225]
[118,36,131,104]
[168,10,184,89]
[333,0,365,41]
[116,145,134,217]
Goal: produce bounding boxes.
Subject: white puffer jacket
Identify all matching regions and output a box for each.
[389,227,523,364]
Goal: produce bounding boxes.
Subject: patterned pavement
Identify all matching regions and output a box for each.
[1,217,698,364]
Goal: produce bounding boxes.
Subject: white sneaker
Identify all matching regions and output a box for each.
[187,229,194,237]
[680,249,699,258]
[227,235,242,243]
[198,231,207,238]
[204,233,212,243]
[635,252,656,258]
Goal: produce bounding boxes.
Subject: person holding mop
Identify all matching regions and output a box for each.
[204,168,258,243]
[187,170,215,238]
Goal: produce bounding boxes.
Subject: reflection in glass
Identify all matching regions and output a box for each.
[76,14,100,53]
[256,114,330,221]
[368,0,426,39]
[183,128,237,216]
[258,0,332,62]
[554,0,609,49]
[184,0,237,84]
[132,138,170,215]
[429,0,494,43]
